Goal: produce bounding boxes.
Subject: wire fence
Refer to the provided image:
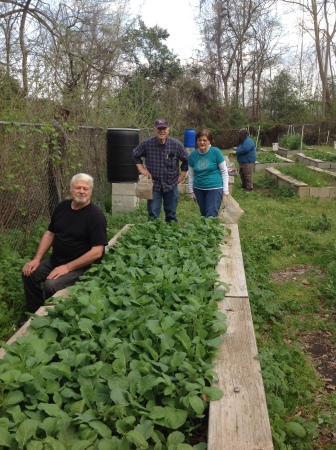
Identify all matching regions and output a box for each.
[0,123,112,253]
[1,120,335,254]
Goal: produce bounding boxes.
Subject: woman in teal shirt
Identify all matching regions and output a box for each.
[188,129,229,217]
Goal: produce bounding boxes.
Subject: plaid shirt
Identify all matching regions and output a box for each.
[132,136,189,193]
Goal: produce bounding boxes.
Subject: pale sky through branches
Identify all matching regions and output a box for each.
[130,0,201,62]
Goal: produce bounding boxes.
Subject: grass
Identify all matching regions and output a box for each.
[257,152,283,163]
[277,163,336,186]
[309,150,336,162]
[232,172,336,449]
[0,174,335,449]
[260,145,336,155]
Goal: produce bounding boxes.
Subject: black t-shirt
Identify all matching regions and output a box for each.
[48,200,108,266]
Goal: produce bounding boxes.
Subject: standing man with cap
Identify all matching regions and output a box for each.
[132,118,189,222]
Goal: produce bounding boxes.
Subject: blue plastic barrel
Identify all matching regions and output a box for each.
[184,129,196,148]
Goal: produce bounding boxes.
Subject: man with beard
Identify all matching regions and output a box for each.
[21,173,107,317]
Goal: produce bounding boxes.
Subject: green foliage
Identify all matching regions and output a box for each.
[279,133,305,150]
[257,152,281,163]
[278,163,336,187]
[123,20,183,88]
[273,185,296,198]
[0,218,228,448]
[306,213,332,231]
[316,240,336,306]
[1,184,336,448]
[0,250,26,339]
[0,70,24,116]
[310,150,336,162]
[226,105,250,128]
[253,172,278,190]
[234,186,336,449]
[262,70,311,123]
[251,135,261,151]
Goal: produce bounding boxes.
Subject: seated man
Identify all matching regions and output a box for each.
[21,173,108,320]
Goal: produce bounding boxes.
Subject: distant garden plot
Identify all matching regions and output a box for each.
[265,163,336,199]
[255,152,294,172]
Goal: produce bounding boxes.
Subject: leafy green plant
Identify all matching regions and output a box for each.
[0,251,26,339]
[257,152,281,163]
[0,218,228,448]
[278,164,336,186]
[273,185,296,198]
[310,150,336,162]
[306,213,332,231]
[279,134,306,150]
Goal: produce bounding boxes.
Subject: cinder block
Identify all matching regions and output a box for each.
[111,190,140,212]
[112,183,137,195]
[121,195,139,208]
[309,187,330,198]
[329,187,336,198]
[319,162,331,169]
[297,186,310,197]
[111,194,123,206]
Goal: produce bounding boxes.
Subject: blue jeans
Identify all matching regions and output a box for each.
[194,187,223,217]
[147,186,178,222]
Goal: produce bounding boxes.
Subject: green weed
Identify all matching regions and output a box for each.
[278,163,336,186]
[279,133,306,150]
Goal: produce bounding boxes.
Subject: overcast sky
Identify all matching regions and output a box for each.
[130,0,201,62]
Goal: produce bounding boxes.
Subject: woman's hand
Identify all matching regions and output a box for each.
[189,192,196,202]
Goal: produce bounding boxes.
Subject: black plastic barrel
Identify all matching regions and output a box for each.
[106,128,140,182]
[184,129,196,148]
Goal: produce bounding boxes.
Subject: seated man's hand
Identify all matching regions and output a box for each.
[22,258,41,276]
[47,265,70,280]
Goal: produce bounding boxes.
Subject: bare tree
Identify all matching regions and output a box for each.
[199,0,277,108]
[248,15,282,119]
[0,0,57,96]
[0,0,133,115]
[282,0,336,117]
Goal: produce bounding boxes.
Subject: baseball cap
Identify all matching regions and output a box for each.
[155,118,169,128]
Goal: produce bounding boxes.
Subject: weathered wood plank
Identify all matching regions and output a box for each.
[209,223,273,449]
[208,297,273,449]
[107,224,132,248]
[216,224,249,298]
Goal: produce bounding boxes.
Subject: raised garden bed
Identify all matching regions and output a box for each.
[265,167,336,199]
[296,152,336,170]
[255,153,294,172]
[0,221,273,449]
[277,146,311,157]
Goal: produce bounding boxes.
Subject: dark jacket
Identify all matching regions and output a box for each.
[236,137,256,163]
